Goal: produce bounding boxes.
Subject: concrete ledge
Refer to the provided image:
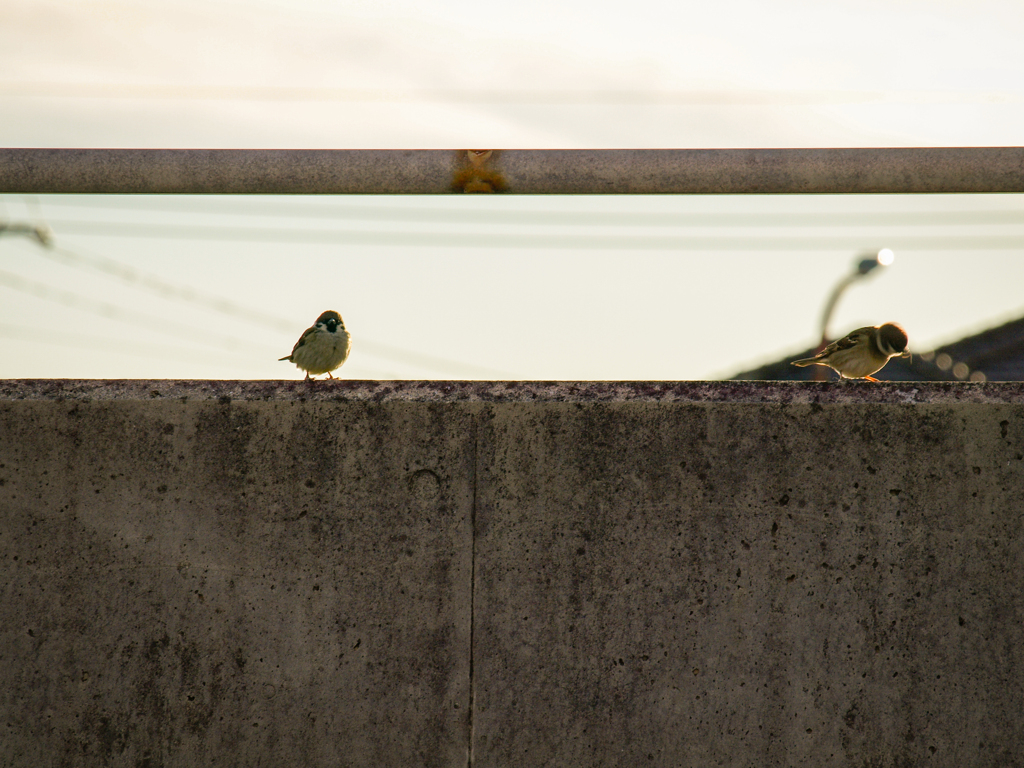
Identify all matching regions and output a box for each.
[2,381,1023,766]
[3,379,1024,403]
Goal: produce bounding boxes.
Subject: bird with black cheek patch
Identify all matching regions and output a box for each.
[792,322,909,381]
[279,310,351,381]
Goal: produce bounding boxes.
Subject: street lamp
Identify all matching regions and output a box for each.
[810,249,894,379]
[0,222,52,247]
[818,249,894,345]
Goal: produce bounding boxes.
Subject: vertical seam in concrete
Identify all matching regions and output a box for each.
[467,412,478,768]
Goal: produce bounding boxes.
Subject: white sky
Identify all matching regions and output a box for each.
[1,0,1023,380]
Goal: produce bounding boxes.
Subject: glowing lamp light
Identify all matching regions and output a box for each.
[857,248,895,275]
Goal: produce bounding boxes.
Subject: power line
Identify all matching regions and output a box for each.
[42,244,294,334]
[43,243,510,377]
[0,321,254,369]
[24,195,1024,228]
[0,322,404,380]
[41,219,1024,250]
[4,226,513,378]
[0,268,269,354]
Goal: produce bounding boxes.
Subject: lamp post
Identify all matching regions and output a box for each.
[810,249,894,380]
[0,222,52,247]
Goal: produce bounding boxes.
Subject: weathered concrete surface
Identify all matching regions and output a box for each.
[472,400,1024,767]
[0,390,474,767]
[2,381,1024,767]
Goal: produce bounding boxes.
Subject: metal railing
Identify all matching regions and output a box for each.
[2,147,1022,194]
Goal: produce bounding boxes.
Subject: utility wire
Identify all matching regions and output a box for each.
[44,243,294,334]
[42,243,510,378]
[0,268,269,355]
[3,223,512,378]
[41,219,1024,250]
[0,322,401,379]
[0,321,254,369]
[23,195,1024,228]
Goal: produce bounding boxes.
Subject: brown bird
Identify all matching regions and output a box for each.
[792,323,909,381]
[279,310,351,381]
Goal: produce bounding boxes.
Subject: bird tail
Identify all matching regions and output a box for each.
[791,357,818,367]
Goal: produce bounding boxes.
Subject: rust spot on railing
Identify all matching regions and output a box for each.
[451,150,507,193]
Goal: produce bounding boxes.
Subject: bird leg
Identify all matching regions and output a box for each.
[326,371,335,379]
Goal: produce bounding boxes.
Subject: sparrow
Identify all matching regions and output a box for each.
[279,310,351,381]
[792,322,909,381]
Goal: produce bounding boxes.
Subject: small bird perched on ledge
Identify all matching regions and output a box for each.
[792,322,909,381]
[279,310,351,381]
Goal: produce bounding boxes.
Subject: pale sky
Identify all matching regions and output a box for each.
[1,0,1022,380]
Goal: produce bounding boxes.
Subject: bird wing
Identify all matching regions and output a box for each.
[822,327,870,356]
[286,326,317,358]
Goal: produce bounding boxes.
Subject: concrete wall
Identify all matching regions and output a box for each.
[2,380,1023,768]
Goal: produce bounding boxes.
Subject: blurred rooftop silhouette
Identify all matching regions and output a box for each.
[729,314,1024,382]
